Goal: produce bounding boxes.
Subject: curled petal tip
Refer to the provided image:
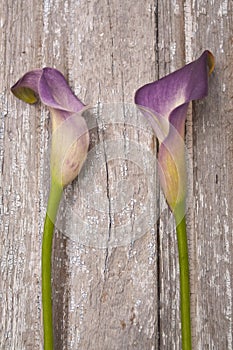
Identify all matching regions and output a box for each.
[11,86,38,104]
[206,50,215,75]
[11,69,42,104]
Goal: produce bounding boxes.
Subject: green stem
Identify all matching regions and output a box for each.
[42,181,63,350]
[175,214,192,350]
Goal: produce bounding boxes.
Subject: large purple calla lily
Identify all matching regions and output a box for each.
[11,68,89,350]
[135,50,214,220]
[11,68,89,187]
[135,50,214,350]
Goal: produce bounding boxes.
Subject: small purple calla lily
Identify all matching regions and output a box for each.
[135,50,214,220]
[11,68,90,349]
[11,68,89,187]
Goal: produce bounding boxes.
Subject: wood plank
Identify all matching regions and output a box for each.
[49,1,159,348]
[185,1,233,349]
[0,0,44,348]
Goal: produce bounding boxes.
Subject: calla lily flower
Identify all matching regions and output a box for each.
[11,68,89,188]
[135,51,214,350]
[135,50,214,221]
[11,68,90,350]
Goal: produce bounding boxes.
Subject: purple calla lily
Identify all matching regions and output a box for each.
[135,50,214,220]
[11,68,89,187]
[135,50,214,350]
[11,68,90,349]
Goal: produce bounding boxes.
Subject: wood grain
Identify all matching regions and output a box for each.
[188,1,233,349]
[0,0,232,349]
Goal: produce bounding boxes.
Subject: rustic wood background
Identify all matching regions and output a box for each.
[0,0,232,349]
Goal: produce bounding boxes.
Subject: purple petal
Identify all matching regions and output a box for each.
[39,68,84,113]
[11,68,85,116]
[169,103,189,138]
[135,50,214,135]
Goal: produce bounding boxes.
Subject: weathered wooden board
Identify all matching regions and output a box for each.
[187,1,233,349]
[0,0,232,349]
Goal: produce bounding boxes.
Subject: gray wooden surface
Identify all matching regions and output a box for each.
[0,0,232,349]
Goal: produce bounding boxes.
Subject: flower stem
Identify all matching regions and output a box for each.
[175,214,192,350]
[42,181,63,350]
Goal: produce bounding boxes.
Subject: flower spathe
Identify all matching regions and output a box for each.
[135,50,214,221]
[11,68,89,188]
